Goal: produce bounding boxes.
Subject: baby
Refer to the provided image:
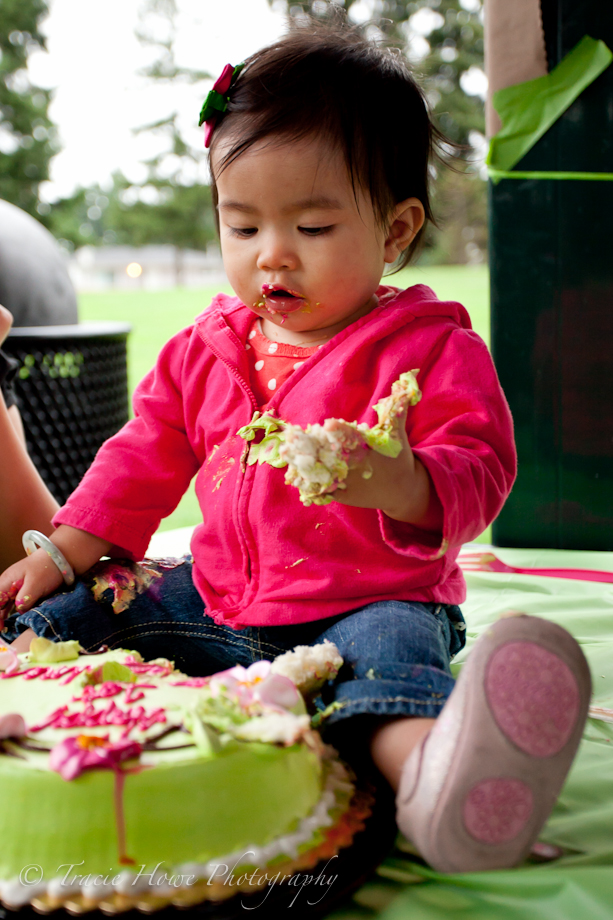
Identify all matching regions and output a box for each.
[0,19,590,873]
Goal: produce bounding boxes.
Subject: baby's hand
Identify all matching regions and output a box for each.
[331,406,442,530]
[0,550,64,624]
[0,304,13,346]
[0,527,113,627]
[331,405,413,514]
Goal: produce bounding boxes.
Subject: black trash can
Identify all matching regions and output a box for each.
[4,322,131,506]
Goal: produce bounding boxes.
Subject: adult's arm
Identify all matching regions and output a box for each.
[0,305,59,570]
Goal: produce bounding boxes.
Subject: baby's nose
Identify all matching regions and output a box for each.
[256,233,297,272]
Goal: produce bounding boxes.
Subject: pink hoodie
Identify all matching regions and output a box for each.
[54,285,516,628]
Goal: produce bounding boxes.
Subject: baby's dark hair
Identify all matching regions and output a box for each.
[208,18,444,269]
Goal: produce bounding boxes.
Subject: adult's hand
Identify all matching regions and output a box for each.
[0,304,13,345]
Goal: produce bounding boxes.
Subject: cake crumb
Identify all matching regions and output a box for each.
[212,456,235,491]
[271,641,343,694]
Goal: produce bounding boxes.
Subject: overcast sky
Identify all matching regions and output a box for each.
[29,0,288,201]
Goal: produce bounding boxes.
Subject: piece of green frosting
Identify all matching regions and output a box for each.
[29,638,82,663]
[84,661,138,684]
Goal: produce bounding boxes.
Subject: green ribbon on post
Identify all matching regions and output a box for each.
[487,35,613,183]
[488,169,613,181]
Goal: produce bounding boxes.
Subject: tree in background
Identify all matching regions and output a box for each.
[19,0,486,267]
[269,0,487,264]
[46,0,218,280]
[48,172,216,270]
[0,0,58,218]
[128,0,216,280]
[134,0,210,180]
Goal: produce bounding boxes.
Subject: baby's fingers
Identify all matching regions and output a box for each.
[392,403,411,448]
[0,578,24,623]
[0,551,63,617]
[14,550,64,613]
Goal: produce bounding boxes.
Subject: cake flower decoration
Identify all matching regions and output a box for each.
[0,643,19,675]
[209,660,301,713]
[0,713,26,740]
[49,734,142,781]
[198,62,245,148]
[0,713,27,759]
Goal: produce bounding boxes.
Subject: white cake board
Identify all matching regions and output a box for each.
[146,525,196,558]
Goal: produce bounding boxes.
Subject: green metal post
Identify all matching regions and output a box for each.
[491,0,613,549]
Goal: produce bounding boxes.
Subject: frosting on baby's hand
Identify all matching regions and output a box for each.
[237,370,422,506]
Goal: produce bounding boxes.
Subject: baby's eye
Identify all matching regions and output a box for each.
[229,227,257,238]
[299,225,334,237]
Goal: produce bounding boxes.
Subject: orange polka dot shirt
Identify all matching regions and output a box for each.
[245,318,321,408]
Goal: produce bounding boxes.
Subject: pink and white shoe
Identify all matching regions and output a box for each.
[396,614,591,873]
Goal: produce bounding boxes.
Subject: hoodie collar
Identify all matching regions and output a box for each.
[194,284,472,369]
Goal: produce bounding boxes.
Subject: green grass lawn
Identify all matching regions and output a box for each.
[79,264,491,538]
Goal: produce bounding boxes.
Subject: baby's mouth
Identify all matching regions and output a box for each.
[261,284,305,314]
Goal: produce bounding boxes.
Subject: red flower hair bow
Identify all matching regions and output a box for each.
[198,62,245,148]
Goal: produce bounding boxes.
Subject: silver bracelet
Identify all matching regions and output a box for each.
[22,530,75,586]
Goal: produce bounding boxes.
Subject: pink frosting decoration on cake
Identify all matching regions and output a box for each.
[49,735,143,781]
[74,683,157,704]
[30,700,167,734]
[2,665,87,684]
[123,655,174,677]
[171,677,211,687]
[75,682,125,702]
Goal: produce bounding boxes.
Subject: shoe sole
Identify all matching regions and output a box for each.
[397,614,591,873]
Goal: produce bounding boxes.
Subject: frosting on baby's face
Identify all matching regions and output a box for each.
[214,135,391,347]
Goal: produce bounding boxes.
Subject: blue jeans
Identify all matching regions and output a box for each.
[2,557,466,742]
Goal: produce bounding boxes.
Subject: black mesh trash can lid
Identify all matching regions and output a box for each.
[3,321,131,505]
[9,322,131,339]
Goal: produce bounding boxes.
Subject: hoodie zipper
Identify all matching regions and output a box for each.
[199,331,258,587]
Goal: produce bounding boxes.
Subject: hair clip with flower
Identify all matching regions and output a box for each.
[198,62,245,148]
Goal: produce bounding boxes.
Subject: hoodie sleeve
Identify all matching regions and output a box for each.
[378,327,517,560]
[52,327,200,559]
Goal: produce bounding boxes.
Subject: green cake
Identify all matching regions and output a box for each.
[0,639,368,913]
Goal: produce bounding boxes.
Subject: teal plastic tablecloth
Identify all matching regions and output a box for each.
[330,547,613,919]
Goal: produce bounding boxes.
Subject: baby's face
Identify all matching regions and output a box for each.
[214,135,392,344]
